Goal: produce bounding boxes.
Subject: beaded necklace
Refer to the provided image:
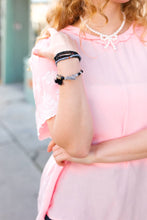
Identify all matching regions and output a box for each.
[81,12,126,50]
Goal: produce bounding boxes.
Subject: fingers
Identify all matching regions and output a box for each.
[52,146,69,166]
[54,154,66,166]
[33,28,58,59]
[57,161,66,167]
[33,48,52,59]
[52,145,61,151]
[53,147,65,157]
[47,139,56,152]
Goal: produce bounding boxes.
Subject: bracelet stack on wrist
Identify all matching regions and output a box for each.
[54,50,83,86]
[54,50,81,66]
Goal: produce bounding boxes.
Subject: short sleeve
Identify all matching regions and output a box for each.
[30,37,59,140]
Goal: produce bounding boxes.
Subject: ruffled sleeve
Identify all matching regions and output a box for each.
[30,37,59,140]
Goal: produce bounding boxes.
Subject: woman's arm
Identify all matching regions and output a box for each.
[93,128,147,163]
[48,59,94,157]
[34,32,94,158]
[50,128,147,165]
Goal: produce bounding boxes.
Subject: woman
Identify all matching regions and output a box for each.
[30,0,147,219]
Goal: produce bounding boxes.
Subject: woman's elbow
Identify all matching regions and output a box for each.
[52,129,93,158]
[66,143,90,158]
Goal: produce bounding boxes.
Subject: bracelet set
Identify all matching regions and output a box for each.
[54,51,81,65]
[54,50,83,86]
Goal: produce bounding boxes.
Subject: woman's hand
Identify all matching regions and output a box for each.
[52,145,73,166]
[33,29,78,60]
[53,145,96,166]
[47,139,96,166]
[47,139,73,166]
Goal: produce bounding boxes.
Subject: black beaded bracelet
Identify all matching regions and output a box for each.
[55,69,83,85]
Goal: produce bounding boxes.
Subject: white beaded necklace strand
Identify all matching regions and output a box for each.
[81,12,126,50]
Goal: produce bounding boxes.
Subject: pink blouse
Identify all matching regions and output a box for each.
[30,23,147,220]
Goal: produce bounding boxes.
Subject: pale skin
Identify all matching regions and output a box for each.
[48,128,147,166]
[33,0,147,166]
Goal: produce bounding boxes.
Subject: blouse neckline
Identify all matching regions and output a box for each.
[62,22,135,45]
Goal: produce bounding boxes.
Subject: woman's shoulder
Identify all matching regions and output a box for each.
[133,24,147,44]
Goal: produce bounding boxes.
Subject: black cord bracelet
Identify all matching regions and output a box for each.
[55,54,81,65]
[54,50,81,65]
[54,51,79,61]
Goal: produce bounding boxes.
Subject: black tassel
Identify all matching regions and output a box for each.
[55,75,64,85]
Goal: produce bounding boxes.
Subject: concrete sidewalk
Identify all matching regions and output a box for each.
[0,83,52,220]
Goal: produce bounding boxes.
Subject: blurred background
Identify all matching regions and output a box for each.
[0,0,53,219]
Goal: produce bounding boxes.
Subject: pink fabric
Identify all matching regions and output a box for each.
[30,24,147,220]
[30,37,59,140]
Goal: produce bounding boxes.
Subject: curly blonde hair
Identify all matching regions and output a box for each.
[37,0,147,43]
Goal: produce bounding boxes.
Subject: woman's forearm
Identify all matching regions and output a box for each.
[93,128,147,163]
[49,59,94,157]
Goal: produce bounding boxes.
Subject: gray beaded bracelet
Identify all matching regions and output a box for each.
[55,69,83,85]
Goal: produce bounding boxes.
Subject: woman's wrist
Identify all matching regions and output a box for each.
[57,58,81,76]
